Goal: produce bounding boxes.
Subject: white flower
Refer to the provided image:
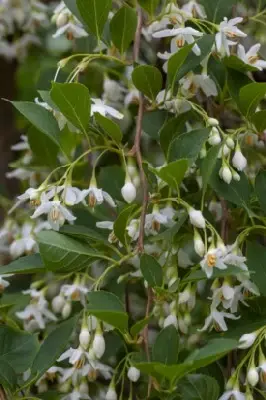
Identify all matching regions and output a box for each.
[9,187,42,214]
[106,386,117,400]
[62,301,72,319]
[11,135,30,151]
[153,27,203,56]
[215,17,246,56]
[31,200,76,231]
[92,333,105,359]
[81,185,116,208]
[189,208,205,229]
[200,247,227,278]
[219,165,232,184]
[182,1,206,19]
[178,286,196,310]
[61,186,84,206]
[199,306,239,332]
[163,314,178,328]
[0,274,13,291]
[52,294,65,313]
[193,229,205,256]
[79,327,90,349]
[232,149,247,171]
[127,366,140,382]
[208,127,221,146]
[61,390,91,400]
[9,222,37,259]
[145,207,169,235]
[238,332,257,349]
[218,389,245,400]
[247,367,259,386]
[61,283,89,302]
[126,219,140,241]
[103,78,126,103]
[91,98,123,119]
[237,44,266,70]
[52,3,88,40]
[121,180,136,203]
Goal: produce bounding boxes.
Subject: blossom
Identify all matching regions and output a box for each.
[121,180,136,204]
[153,27,203,55]
[238,332,257,349]
[163,314,178,328]
[127,366,140,382]
[61,390,91,400]
[219,165,232,184]
[60,186,84,206]
[126,219,140,241]
[145,207,169,235]
[52,1,88,39]
[232,149,247,171]
[182,1,206,19]
[9,187,42,214]
[199,306,239,331]
[188,208,206,229]
[91,98,123,119]
[180,73,217,97]
[81,185,116,208]
[218,389,245,400]
[215,17,246,56]
[193,229,205,257]
[11,135,30,151]
[247,367,259,386]
[237,43,266,70]
[0,274,13,292]
[200,248,227,278]
[60,283,89,303]
[31,199,76,230]
[92,333,106,359]
[9,222,37,258]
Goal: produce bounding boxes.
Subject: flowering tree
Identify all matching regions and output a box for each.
[1,0,266,399]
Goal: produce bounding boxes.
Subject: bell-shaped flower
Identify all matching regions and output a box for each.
[215,17,246,56]
[31,199,76,231]
[200,247,227,278]
[237,43,266,70]
[81,179,116,208]
[199,305,239,332]
[153,27,203,55]
[182,0,206,19]
[91,98,123,119]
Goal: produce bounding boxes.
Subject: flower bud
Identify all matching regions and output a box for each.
[238,332,257,349]
[226,137,235,149]
[200,146,207,159]
[121,178,136,203]
[61,301,72,319]
[222,144,230,156]
[232,170,240,181]
[163,314,178,329]
[208,127,221,146]
[106,384,117,400]
[127,366,140,382]
[52,294,65,313]
[232,148,247,171]
[207,117,219,126]
[189,208,206,229]
[220,165,232,184]
[79,381,89,395]
[79,327,90,349]
[92,333,105,359]
[194,229,205,256]
[247,367,259,386]
[56,12,68,28]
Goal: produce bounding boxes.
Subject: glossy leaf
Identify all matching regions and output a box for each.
[200,0,232,22]
[201,144,222,194]
[178,374,220,400]
[168,128,210,162]
[239,82,266,117]
[50,82,90,133]
[143,110,169,139]
[140,254,163,287]
[227,68,251,107]
[255,170,266,214]
[150,159,189,189]
[28,127,58,167]
[95,112,122,143]
[113,204,136,246]
[130,316,152,337]
[0,360,17,391]
[167,44,193,88]
[159,113,189,156]
[132,65,163,101]
[251,110,266,132]
[31,315,79,379]
[110,6,137,54]
[87,291,128,332]
[153,325,179,365]
[77,0,112,38]
[247,241,266,296]
[37,230,102,272]
[0,254,45,275]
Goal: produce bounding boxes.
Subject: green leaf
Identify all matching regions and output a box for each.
[0,325,39,373]
[209,162,251,208]
[201,144,222,194]
[227,68,251,106]
[178,374,220,400]
[0,360,17,391]
[140,254,163,287]
[132,65,163,101]
[183,266,243,283]
[200,0,233,22]
[159,113,190,156]
[11,101,60,147]
[150,159,189,189]
[143,110,169,139]
[175,35,215,81]
[95,112,122,143]
[37,230,102,272]
[63,0,84,22]
[77,0,112,39]
[251,111,266,132]
[138,0,159,15]
[130,316,152,337]
[28,127,58,167]
[50,82,90,133]
[153,326,179,365]
[169,128,210,162]
[239,82,266,117]
[60,224,108,244]
[87,291,128,332]
[0,254,45,275]
[223,55,258,72]
[31,315,79,379]
[255,170,266,214]
[167,44,193,88]
[110,6,137,54]
[113,204,136,246]
[247,241,266,296]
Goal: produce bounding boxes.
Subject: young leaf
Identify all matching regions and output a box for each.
[239,82,266,117]
[31,315,79,379]
[0,254,45,275]
[110,6,137,54]
[0,325,39,373]
[153,325,179,365]
[255,170,266,214]
[247,241,266,296]
[150,159,189,189]
[95,112,122,143]
[87,291,128,332]
[37,230,103,272]
[167,44,193,88]
[168,128,210,162]
[77,0,112,39]
[11,101,60,147]
[140,254,163,287]
[50,82,91,133]
[178,374,220,400]
[132,65,163,101]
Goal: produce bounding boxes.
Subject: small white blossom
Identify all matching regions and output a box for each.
[238,332,257,349]
[232,148,247,171]
[215,17,246,57]
[92,333,105,359]
[121,179,136,203]
[182,1,206,19]
[237,43,266,70]
[153,27,203,56]
[31,199,76,231]
[218,389,245,400]
[189,208,206,229]
[200,247,227,278]
[163,314,178,328]
[91,98,123,119]
[199,305,239,332]
[247,367,259,386]
[127,366,140,382]
[82,184,116,208]
[219,165,232,184]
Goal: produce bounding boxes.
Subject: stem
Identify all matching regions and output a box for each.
[143,287,153,397]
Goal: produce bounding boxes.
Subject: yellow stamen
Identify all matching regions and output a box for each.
[207,254,216,267]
